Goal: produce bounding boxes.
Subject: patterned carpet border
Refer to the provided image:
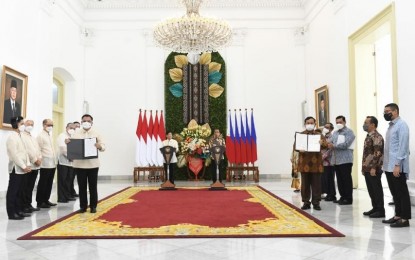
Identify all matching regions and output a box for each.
[18,186,344,240]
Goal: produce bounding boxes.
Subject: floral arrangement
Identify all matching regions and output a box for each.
[176,119,212,168]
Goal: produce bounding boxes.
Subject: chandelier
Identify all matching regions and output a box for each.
[153,0,232,54]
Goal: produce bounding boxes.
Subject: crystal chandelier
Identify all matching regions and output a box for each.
[153,0,232,54]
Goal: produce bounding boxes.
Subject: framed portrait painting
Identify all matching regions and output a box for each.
[0,65,28,129]
[315,85,329,128]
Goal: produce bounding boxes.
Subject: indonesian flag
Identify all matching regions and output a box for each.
[152,111,159,166]
[226,110,235,164]
[147,111,154,166]
[250,109,257,163]
[245,110,252,165]
[240,111,247,164]
[135,110,142,166]
[234,111,241,164]
[157,111,166,166]
[139,110,148,166]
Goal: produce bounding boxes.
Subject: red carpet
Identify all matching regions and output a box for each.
[18,186,344,239]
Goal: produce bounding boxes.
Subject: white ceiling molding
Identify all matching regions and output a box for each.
[83,0,305,9]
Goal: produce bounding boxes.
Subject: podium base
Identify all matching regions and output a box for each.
[159,180,177,191]
[209,181,227,191]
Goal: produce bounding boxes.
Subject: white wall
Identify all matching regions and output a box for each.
[0,0,85,195]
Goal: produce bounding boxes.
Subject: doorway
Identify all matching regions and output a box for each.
[348,4,398,188]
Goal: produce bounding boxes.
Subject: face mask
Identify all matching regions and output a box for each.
[46,126,53,132]
[25,126,33,132]
[305,124,315,131]
[322,128,329,135]
[362,124,369,132]
[68,129,75,135]
[82,122,92,129]
[18,125,26,132]
[384,113,393,121]
[336,123,344,130]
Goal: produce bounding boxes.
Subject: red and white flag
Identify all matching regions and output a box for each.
[152,111,160,166]
[147,111,154,166]
[157,111,166,166]
[135,110,143,166]
[139,110,148,166]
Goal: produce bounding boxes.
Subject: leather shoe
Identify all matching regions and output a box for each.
[37,202,50,208]
[68,198,76,201]
[363,209,375,216]
[90,208,97,213]
[325,196,336,201]
[22,207,33,213]
[47,201,57,206]
[29,206,40,211]
[313,204,322,210]
[79,208,87,213]
[382,217,400,224]
[18,212,31,217]
[333,199,341,203]
[72,194,79,197]
[301,204,311,210]
[390,219,410,228]
[369,212,385,218]
[9,214,24,220]
[338,200,353,205]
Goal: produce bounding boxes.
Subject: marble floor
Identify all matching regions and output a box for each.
[0,179,414,260]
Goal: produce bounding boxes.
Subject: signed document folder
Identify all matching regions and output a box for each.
[67,138,98,160]
[295,133,321,152]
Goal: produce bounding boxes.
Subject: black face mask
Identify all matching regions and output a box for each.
[362,125,369,132]
[384,113,393,121]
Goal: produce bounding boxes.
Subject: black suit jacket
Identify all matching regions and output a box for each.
[3,99,21,124]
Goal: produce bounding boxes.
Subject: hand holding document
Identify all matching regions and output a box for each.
[295,132,321,152]
[67,138,98,160]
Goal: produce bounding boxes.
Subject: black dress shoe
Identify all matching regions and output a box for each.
[47,201,57,206]
[363,209,375,216]
[18,212,31,217]
[333,199,341,203]
[22,207,33,213]
[67,198,76,201]
[369,212,385,218]
[90,208,97,213]
[58,200,68,203]
[9,214,24,220]
[338,200,353,205]
[301,204,311,210]
[313,204,322,210]
[29,206,40,211]
[38,202,50,208]
[324,196,336,201]
[382,217,400,224]
[79,208,87,213]
[390,219,410,228]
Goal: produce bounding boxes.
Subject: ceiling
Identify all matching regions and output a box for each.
[81,0,306,9]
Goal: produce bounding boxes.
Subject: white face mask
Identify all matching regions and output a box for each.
[68,129,75,135]
[322,128,329,135]
[336,123,344,130]
[25,125,33,133]
[82,122,92,129]
[18,124,26,132]
[305,124,315,131]
[46,126,53,132]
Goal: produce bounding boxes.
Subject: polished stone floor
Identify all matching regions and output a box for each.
[0,179,414,260]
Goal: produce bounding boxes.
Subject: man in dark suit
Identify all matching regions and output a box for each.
[3,79,22,124]
[318,96,326,127]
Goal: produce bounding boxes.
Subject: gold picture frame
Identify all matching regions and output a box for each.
[0,65,28,129]
[315,85,329,128]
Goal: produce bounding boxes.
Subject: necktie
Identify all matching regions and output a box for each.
[12,103,15,116]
